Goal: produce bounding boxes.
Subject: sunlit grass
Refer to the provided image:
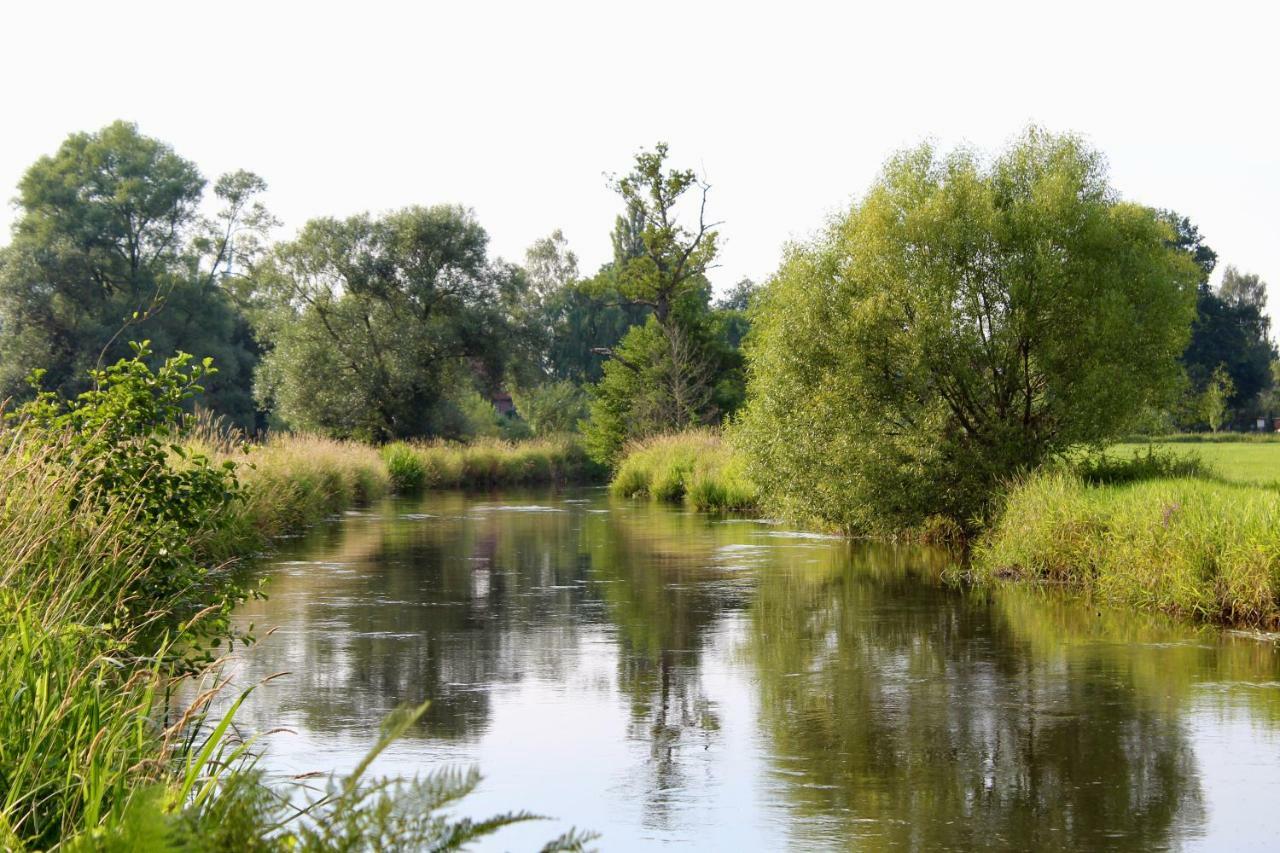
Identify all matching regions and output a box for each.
[381,434,602,492]
[975,456,1280,625]
[610,429,759,512]
[1112,437,1280,486]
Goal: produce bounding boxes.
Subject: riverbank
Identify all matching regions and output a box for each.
[973,440,1280,626]
[607,430,1280,627]
[1,381,594,851]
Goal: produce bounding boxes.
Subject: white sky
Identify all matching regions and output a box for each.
[1,0,1277,305]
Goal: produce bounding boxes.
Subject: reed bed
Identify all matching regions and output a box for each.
[609,429,759,512]
[210,433,391,549]
[381,435,602,493]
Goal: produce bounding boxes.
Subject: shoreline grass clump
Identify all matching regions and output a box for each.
[973,464,1280,626]
[382,434,603,492]
[609,430,759,512]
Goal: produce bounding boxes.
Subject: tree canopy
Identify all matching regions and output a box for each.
[0,121,268,426]
[253,206,527,441]
[737,129,1202,532]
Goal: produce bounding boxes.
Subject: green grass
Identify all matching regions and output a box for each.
[610,430,759,512]
[975,438,1280,626]
[1112,437,1280,486]
[381,435,603,492]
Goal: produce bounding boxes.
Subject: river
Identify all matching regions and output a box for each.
[219,487,1280,850]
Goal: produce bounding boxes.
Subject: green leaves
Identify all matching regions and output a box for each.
[10,343,242,639]
[739,127,1200,534]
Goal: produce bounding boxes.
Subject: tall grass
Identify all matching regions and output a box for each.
[0,419,593,849]
[610,430,759,512]
[227,434,390,543]
[381,434,603,493]
[973,466,1280,626]
[0,430,206,848]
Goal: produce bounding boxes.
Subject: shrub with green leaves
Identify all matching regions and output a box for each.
[10,341,241,613]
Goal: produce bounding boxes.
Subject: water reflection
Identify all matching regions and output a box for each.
[222,488,1280,850]
[747,547,1205,849]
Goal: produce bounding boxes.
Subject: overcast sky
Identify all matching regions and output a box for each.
[2,0,1276,304]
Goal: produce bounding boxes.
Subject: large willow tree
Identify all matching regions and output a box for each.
[738,129,1200,533]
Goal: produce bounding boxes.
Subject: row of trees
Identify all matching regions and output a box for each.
[0,123,751,454]
[0,122,1273,519]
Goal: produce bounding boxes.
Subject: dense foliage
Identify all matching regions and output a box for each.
[253,206,529,441]
[584,145,746,463]
[0,122,270,427]
[738,129,1202,532]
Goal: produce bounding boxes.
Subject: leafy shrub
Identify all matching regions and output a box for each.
[9,341,241,618]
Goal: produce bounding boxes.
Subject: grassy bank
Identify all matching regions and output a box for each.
[609,430,759,512]
[974,442,1280,626]
[0,355,591,849]
[381,434,603,493]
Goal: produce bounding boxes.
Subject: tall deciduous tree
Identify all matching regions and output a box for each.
[253,206,525,441]
[585,144,732,463]
[0,122,269,426]
[738,128,1201,532]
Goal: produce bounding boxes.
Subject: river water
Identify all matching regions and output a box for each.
[221,487,1280,850]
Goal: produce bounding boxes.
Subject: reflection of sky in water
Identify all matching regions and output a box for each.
[209,488,1280,851]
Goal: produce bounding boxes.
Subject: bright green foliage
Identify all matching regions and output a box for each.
[0,122,269,427]
[11,342,241,614]
[609,429,758,512]
[383,442,428,492]
[739,128,1201,533]
[1201,364,1235,432]
[253,206,527,441]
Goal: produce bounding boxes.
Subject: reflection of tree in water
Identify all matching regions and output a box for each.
[583,506,749,829]
[232,493,597,742]
[748,543,1205,851]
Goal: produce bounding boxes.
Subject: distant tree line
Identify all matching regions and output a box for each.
[0,122,752,453]
[0,121,1271,479]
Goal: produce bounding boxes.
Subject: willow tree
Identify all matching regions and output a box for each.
[738,128,1200,533]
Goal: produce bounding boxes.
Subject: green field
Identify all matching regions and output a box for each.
[1112,436,1280,486]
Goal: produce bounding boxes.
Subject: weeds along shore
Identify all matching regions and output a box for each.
[0,351,592,851]
[608,429,759,513]
[971,463,1280,626]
